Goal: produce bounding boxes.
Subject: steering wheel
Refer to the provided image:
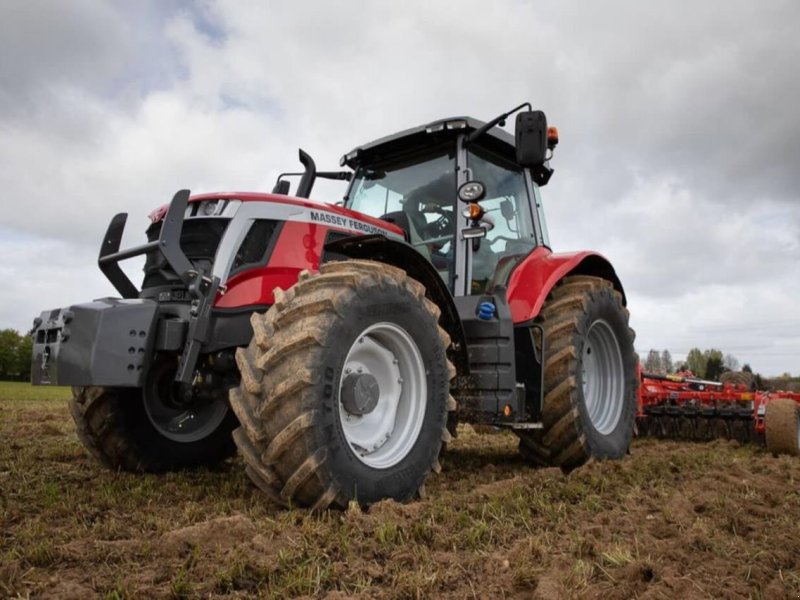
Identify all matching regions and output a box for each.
[420,207,454,241]
[406,196,454,245]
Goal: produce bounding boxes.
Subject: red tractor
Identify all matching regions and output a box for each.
[31,104,637,509]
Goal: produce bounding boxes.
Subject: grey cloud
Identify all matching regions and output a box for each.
[0,2,134,113]
[1,0,799,373]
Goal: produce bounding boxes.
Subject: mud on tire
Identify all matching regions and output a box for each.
[70,385,238,472]
[515,275,637,471]
[230,260,456,510]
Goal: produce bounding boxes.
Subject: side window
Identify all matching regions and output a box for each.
[467,148,537,292]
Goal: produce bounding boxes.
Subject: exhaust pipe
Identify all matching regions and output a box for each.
[295,148,316,198]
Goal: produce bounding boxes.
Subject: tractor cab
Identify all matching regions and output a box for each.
[340,107,556,296]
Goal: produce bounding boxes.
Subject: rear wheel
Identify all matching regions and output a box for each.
[230,260,455,510]
[765,398,800,456]
[516,276,637,471]
[70,361,238,472]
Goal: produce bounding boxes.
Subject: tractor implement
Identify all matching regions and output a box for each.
[636,367,800,455]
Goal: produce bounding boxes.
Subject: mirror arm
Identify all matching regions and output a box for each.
[464,102,532,147]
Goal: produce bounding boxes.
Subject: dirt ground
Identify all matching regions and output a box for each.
[1,390,799,599]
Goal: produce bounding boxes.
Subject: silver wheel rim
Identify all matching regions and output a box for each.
[143,365,229,443]
[339,322,427,469]
[581,319,625,435]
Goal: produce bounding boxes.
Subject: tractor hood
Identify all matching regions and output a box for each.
[147,191,405,239]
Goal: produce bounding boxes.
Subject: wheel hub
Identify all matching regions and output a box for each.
[581,319,625,435]
[338,323,427,469]
[341,372,380,416]
[143,360,229,443]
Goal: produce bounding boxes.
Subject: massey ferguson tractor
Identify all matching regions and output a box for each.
[31,103,637,509]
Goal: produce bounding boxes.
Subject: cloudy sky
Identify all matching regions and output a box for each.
[1,1,798,375]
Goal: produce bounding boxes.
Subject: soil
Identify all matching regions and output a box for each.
[1,397,799,599]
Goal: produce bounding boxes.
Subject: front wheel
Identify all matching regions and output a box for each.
[516,275,637,471]
[70,366,238,472]
[230,260,455,510]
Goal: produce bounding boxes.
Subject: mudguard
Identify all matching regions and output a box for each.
[506,247,625,323]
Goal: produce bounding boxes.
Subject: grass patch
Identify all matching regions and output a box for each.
[0,380,72,403]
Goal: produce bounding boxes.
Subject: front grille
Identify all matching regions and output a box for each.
[231,219,280,274]
[142,218,229,289]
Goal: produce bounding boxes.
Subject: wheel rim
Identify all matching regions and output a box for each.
[339,322,427,469]
[581,319,625,435]
[143,362,229,443]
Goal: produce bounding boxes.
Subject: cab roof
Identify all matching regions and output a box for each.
[341,116,517,169]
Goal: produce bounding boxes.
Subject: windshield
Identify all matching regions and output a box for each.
[347,147,457,281]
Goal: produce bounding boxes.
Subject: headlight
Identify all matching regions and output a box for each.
[457,181,486,203]
[200,200,219,216]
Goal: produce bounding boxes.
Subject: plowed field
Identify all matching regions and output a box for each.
[1,384,798,599]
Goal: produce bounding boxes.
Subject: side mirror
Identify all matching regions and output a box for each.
[515,110,548,167]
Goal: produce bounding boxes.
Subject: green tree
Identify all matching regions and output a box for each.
[15,334,32,381]
[703,349,724,381]
[706,355,724,380]
[0,329,20,379]
[686,347,706,377]
[0,329,32,381]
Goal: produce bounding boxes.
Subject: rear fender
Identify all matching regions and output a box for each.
[324,235,469,374]
[506,247,625,323]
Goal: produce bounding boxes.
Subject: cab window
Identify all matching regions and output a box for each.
[347,147,457,282]
[467,147,537,292]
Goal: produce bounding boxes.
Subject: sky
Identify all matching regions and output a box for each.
[1,0,799,376]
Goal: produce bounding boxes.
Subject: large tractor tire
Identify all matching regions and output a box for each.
[765,398,800,456]
[70,361,238,472]
[230,260,455,510]
[516,275,637,472]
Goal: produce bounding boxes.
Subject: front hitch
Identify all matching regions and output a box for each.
[98,189,194,298]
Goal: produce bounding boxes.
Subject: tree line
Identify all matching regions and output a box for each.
[642,347,744,379]
[0,329,32,381]
[639,346,800,391]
